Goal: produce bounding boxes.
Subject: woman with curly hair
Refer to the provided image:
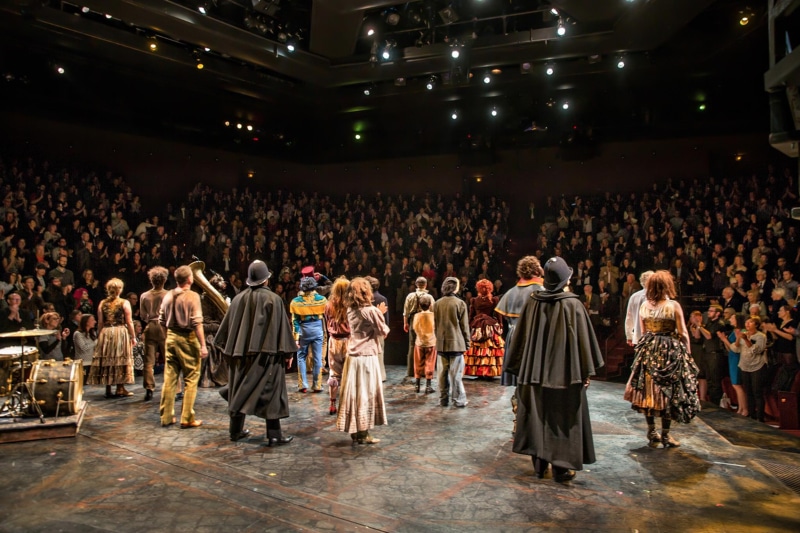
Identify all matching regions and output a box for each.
[324,277,351,415]
[624,270,699,448]
[463,278,505,378]
[336,277,389,444]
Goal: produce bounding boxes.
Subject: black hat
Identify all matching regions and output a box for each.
[543,257,573,292]
[246,260,271,286]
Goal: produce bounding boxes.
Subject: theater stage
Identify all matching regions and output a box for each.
[1,368,799,533]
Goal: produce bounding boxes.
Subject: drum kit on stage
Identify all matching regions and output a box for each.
[0,328,84,422]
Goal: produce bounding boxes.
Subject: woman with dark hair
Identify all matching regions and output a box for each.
[717,311,748,416]
[74,313,97,383]
[463,278,505,378]
[624,270,699,448]
[324,277,351,416]
[336,277,389,445]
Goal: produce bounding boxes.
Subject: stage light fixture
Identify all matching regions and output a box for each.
[236,123,243,129]
[483,74,491,84]
[491,107,498,117]
[287,41,296,52]
[105,14,112,19]
[545,63,554,76]
[426,76,436,90]
[366,28,375,36]
[382,49,391,60]
[224,121,230,127]
[698,104,706,111]
[385,9,400,26]
[246,125,253,131]
[550,8,559,16]
[81,7,90,14]
[451,112,458,120]
[149,40,158,52]
[616,56,626,69]
[451,49,460,59]
[557,19,566,36]
[562,101,569,110]
[196,60,204,69]
[204,47,211,52]
[198,4,207,15]
[355,133,362,140]
[363,87,371,96]
[56,66,65,75]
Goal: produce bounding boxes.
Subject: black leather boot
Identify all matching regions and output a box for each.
[229,413,251,441]
[266,419,293,447]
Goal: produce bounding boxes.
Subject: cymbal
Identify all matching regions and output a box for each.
[0,329,57,338]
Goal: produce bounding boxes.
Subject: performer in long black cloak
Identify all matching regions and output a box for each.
[505,257,604,483]
[214,260,297,445]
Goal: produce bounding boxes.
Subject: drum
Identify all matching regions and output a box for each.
[27,359,84,416]
[0,346,38,396]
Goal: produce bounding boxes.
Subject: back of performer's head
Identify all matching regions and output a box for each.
[148,266,169,289]
[418,294,434,311]
[366,276,380,291]
[441,277,460,296]
[415,276,427,288]
[175,265,193,287]
[516,256,543,279]
[346,277,373,309]
[476,278,493,297]
[639,270,654,287]
[105,278,124,298]
[645,270,675,302]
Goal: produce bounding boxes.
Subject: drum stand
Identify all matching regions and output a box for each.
[0,343,45,423]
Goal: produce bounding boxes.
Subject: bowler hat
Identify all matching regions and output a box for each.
[246,260,271,286]
[543,257,573,292]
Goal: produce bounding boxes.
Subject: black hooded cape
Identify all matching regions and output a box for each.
[214,286,297,419]
[505,290,604,470]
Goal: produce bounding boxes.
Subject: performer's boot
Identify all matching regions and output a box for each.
[229,413,250,442]
[415,378,421,393]
[661,419,680,448]
[266,419,293,447]
[329,399,337,415]
[425,379,434,394]
[646,424,661,448]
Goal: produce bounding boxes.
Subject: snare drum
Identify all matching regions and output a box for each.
[27,359,84,416]
[0,346,38,396]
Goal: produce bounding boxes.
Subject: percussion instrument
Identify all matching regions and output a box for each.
[27,359,83,416]
[0,329,57,338]
[0,347,38,396]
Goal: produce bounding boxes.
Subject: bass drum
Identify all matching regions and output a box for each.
[28,359,84,416]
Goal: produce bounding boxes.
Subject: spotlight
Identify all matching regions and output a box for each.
[491,107,498,117]
[366,28,375,36]
[546,98,555,107]
[196,61,204,70]
[246,125,253,131]
[557,19,566,36]
[149,41,158,52]
[81,7,90,14]
[451,49,460,59]
[204,47,211,52]
[224,121,230,127]
[385,9,400,26]
[363,87,371,96]
[550,8,559,16]
[739,15,749,25]
[698,104,706,111]
[520,62,532,74]
[616,57,625,69]
[354,133,362,140]
[562,101,569,110]
[426,76,436,90]
[105,14,112,19]
[198,6,207,15]
[236,123,243,129]
[483,74,491,84]
[287,42,296,52]
[56,66,65,75]
[451,112,458,120]
[545,63,554,76]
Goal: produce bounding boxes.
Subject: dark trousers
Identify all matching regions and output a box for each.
[741,365,769,422]
[406,314,417,377]
[706,351,724,404]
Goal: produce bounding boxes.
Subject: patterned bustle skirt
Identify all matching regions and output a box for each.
[464,315,505,377]
[623,332,700,423]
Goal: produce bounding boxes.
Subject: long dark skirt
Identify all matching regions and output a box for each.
[513,384,596,471]
[219,353,289,420]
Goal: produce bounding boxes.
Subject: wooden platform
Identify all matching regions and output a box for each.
[0,401,88,444]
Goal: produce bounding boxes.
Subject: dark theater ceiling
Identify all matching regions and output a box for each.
[0,0,770,162]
